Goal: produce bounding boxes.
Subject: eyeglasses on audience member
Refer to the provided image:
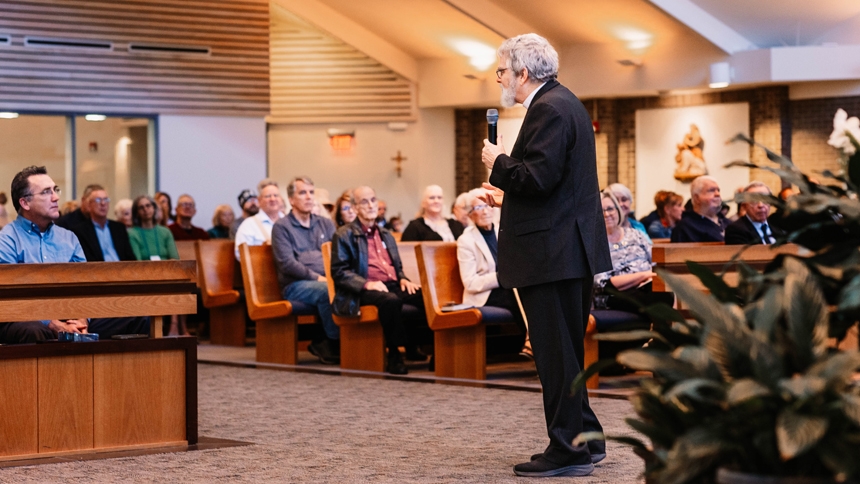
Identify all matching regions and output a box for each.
[23,186,61,199]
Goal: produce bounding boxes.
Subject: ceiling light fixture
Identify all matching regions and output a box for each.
[449,39,497,71]
[0,112,19,119]
[709,62,732,89]
[85,114,107,121]
[609,26,654,56]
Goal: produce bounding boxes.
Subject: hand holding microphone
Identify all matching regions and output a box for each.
[482,108,507,169]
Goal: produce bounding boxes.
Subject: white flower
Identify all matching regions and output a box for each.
[828,108,860,156]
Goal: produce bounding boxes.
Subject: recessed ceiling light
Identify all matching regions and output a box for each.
[85,114,107,121]
[0,112,19,119]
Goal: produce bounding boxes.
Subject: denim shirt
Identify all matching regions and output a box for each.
[0,215,86,264]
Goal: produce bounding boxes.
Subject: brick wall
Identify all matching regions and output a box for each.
[454,87,857,202]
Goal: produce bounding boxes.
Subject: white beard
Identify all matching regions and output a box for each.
[500,82,517,108]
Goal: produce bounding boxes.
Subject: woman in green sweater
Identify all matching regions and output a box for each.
[128,195,179,261]
[128,195,185,335]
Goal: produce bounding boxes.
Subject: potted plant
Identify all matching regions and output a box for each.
[576,113,860,484]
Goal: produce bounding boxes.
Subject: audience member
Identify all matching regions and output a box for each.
[638,191,663,233]
[457,188,530,357]
[230,189,259,240]
[0,192,8,228]
[401,185,464,241]
[0,166,148,341]
[334,191,356,227]
[314,188,334,221]
[128,195,184,335]
[155,191,174,226]
[66,185,136,262]
[375,199,388,229]
[725,181,784,245]
[56,184,97,229]
[452,192,471,228]
[330,186,428,375]
[208,204,235,239]
[114,198,133,227]
[271,176,340,364]
[128,195,179,261]
[670,175,729,243]
[234,181,284,259]
[60,200,78,217]
[647,191,683,239]
[169,194,210,241]
[594,191,674,312]
[387,215,404,233]
[608,183,650,240]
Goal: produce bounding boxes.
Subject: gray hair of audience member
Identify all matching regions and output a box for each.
[453,191,470,212]
[690,175,719,197]
[497,33,558,83]
[286,176,314,198]
[211,204,234,228]
[743,181,772,194]
[113,198,132,217]
[257,178,278,194]
[464,188,488,210]
[349,186,374,205]
[600,189,626,227]
[11,165,48,213]
[416,184,444,217]
[608,183,634,210]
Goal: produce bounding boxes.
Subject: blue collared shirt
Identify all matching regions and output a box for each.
[93,221,120,262]
[0,215,86,264]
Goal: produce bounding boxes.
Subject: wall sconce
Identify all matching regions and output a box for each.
[327,128,354,151]
[709,62,732,89]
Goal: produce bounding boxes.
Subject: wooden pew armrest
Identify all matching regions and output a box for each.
[332,305,379,326]
[429,308,482,331]
[201,289,240,308]
[248,300,294,321]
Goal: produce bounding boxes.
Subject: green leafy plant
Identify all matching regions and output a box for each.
[576,122,860,484]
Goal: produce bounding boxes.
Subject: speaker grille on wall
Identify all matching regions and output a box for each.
[128,43,211,56]
[24,36,112,50]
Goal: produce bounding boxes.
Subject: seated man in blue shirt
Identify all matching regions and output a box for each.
[0,165,89,343]
[0,166,148,343]
[670,175,730,243]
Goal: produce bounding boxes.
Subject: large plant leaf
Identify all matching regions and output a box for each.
[838,273,860,312]
[659,427,727,484]
[776,408,828,460]
[594,330,668,344]
[841,394,860,427]
[746,285,782,339]
[625,418,677,449]
[782,257,830,369]
[663,379,726,412]
[616,349,698,382]
[726,378,772,406]
[571,359,617,392]
[806,351,860,390]
[685,260,737,303]
[671,346,721,380]
[778,375,827,400]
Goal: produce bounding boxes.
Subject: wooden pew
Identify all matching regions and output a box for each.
[0,261,199,460]
[196,240,245,346]
[321,241,385,372]
[238,243,316,364]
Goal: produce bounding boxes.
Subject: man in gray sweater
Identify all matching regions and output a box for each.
[271,176,339,364]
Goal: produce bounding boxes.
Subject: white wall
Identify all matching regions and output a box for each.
[158,115,267,229]
[268,108,456,222]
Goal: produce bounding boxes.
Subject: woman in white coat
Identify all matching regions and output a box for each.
[457,188,531,357]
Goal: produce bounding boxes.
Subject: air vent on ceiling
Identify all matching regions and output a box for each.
[0,35,10,46]
[129,43,210,55]
[25,36,112,50]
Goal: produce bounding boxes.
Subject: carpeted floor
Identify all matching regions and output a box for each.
[0,364,646,483]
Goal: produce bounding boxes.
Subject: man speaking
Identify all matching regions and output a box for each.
[480,34,611,477]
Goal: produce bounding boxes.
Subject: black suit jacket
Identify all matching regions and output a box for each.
[400,217,464,242]
[724,215,784,245]
[68,218,137,262]
[55,208,87,230]
[489,80,611,288]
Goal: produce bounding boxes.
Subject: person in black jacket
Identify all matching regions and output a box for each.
[330,186,428,375]
[481,34,611,477]
[725,181,784,245]
[400,184,464,241]
[66,185,136,262]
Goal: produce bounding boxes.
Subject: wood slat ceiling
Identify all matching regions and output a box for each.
[268,6,416,124]
[0,0,270,116]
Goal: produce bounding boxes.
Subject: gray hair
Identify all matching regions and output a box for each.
[690,175,719,196]
[743,181,771,194]
[498,34,558,83]
[286,176,314,198]
[113,198,132,217]
[257,178,278,193]
[608,183,633,209]
[464,188,486,210]
[453,191,470,211]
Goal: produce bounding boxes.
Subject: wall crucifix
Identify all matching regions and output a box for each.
[391,150,407,177]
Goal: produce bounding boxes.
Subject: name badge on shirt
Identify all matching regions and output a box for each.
[150,255,162,261]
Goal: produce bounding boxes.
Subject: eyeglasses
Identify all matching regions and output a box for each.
[340,205,354,212]
[471,204,490,212]
[356,197,377,207]
[495,67,509,79]
[138,203,154,209]
[92,197,110,205]
[603,207,618,214]
[23,186,61,199]
[261,194,280,200]
[177,202,195,208]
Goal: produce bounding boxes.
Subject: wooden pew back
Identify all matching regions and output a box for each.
[196,240,240,307]
[396,241,420,284]
[238,243,295,321]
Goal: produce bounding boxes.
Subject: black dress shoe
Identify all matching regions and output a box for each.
[513,456,593,477]
[403,345,428,362]
[531,449,606,464]
[308,339,340,365]
[386,349,408,375]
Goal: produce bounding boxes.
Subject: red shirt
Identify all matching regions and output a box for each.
[363,223,396,283]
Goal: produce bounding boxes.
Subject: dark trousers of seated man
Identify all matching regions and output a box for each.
[485,287,527,334]
[359,280,429,352]
[0,317,149,345]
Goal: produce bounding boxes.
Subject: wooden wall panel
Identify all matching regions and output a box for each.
[38,355,94,453]
[0,0,269,116]
[268,6,415,123]
[93,351,186,448]
[0,359,38,457]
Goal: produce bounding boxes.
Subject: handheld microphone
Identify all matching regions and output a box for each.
[486,109,499,144]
